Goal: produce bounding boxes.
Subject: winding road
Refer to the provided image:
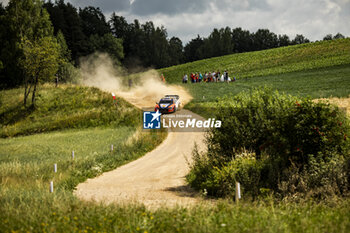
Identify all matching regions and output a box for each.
[75,86,206,208]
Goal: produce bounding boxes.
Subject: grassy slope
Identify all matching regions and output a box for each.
[160,38,350,83]
[184,64,350,101]
[0,84,137,137]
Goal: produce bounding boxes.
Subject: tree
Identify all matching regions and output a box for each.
[333,33,345,40]
[231,27,252,53]
[43,0,86,63]
[252,29,279,50]
[168,37,184,66]
[278,34,291,47]
[184,35,204,62]
[79,6,110,37]
[291,34,310,45]
[323,34,333,41]
[109,13,129,39]
[20,36,60,106]
[0,0,56,88]
[88,33,124,64]
[56,30,71,62]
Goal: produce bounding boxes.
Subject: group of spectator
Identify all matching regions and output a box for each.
[182,71,235,83]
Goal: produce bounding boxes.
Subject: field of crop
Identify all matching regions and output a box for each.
[160,38,350,83]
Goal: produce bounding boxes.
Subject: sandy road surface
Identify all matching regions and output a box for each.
[75,86,206,208]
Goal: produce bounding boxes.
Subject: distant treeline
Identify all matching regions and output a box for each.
[0,0,346,89]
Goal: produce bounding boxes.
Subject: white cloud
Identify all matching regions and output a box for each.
[2,0,349,43]
[115,0,350,43]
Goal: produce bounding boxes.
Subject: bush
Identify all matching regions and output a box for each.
[188,88,350,199]
[209,87,349,165]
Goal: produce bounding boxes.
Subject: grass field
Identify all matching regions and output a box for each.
[160,38,350,83]
[2,40,350,232]
[184,64,350,117]
[0,85,168,232]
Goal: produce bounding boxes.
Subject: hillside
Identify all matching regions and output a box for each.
[160,38,350,83]
[0,84,137,137]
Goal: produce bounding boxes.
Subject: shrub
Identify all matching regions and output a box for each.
[188,87,350,199]
[209,87,349,165]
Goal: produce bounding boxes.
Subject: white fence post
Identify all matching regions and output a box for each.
[50,181,54,193]
[235,182,241,203]
[54,164,57,173]
[72,151,75,160]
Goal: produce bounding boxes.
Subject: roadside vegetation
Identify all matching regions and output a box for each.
[187,88,350,200]
[2,195,350,233]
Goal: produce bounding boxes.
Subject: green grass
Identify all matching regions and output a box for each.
[0,84,137,137]
[1,190,350,232]
[184,64,350,117]
[160,38,350,83]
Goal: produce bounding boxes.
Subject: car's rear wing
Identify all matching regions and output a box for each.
[164,95,179,100]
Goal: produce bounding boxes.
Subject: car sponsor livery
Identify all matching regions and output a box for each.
[155,95,181,114]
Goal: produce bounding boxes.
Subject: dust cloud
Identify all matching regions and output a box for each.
[79,53,192,108]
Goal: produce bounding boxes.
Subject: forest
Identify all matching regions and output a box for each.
[0,0,346,89]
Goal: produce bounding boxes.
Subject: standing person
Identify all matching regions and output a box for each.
[212,71,216,82]
[224,70,228,83]
[216,71,221,83]
[160,73,165,83]
[190,73,194,83]
[199,72,203,82]
[182,74,188,83]
[196,73,199,83]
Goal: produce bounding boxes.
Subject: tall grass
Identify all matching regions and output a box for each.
[1,189,350,233]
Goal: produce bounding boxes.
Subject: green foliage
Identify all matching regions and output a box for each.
[0,85,137,137]
[57,62,80,83]
[0,0,56,88]
[20,36,60,83]
[56,30,71,62]
[187,149,265,198]
[88,33,124,64]
[160,38,350,83]
[188,88,350,199]
[210,88,349,162]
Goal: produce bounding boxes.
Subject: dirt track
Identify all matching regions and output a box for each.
[75,85,206,208]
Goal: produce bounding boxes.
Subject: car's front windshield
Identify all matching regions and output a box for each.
[160,99,172,104]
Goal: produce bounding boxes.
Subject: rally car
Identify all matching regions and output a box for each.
[155,95,180,114]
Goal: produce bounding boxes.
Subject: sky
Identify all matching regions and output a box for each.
[1,0,349,44]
